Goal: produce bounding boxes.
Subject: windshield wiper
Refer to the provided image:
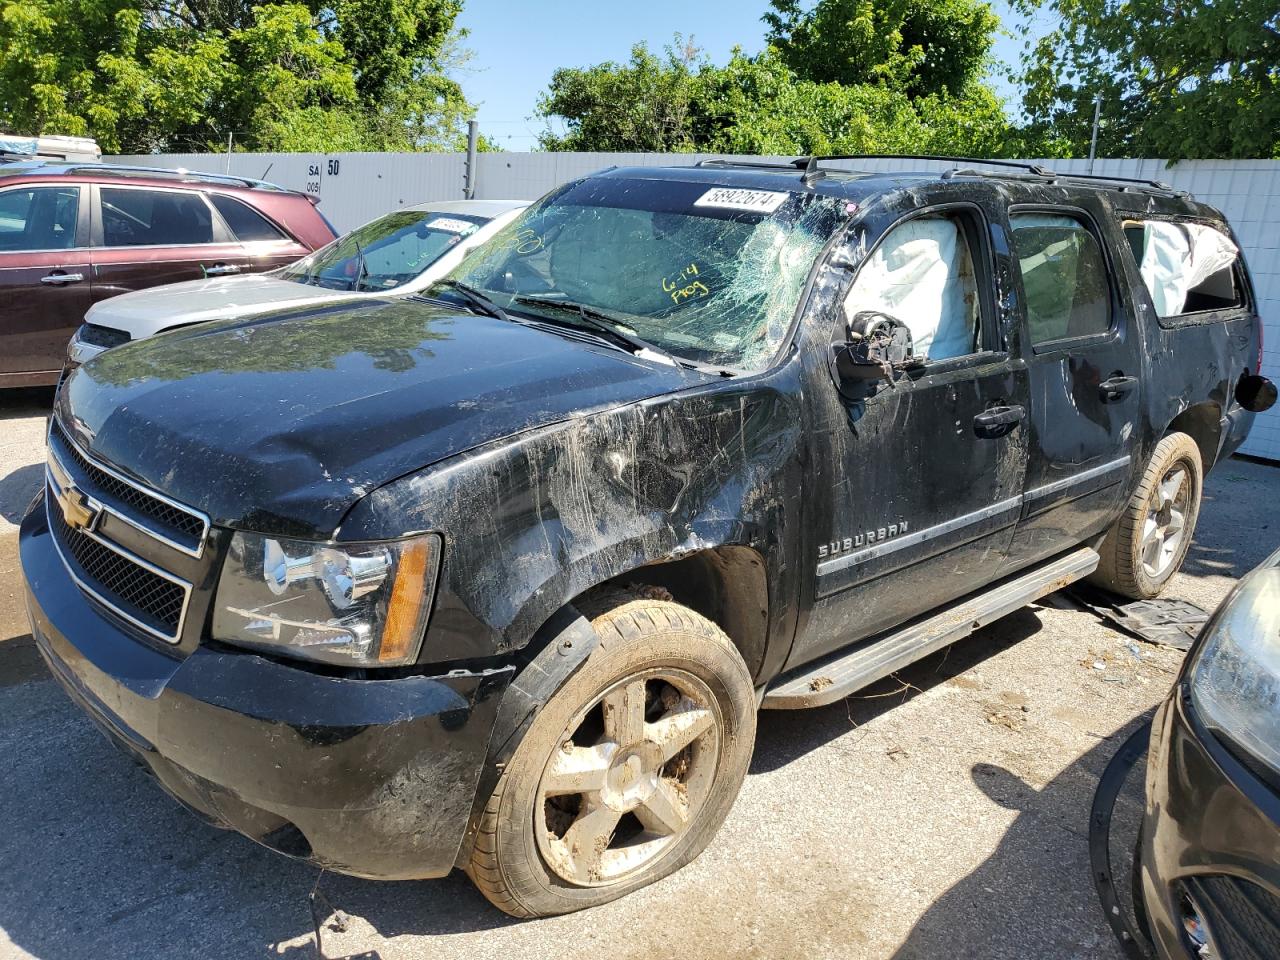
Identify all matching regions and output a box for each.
[512,294,680,363]
[432,280,512,323]
[351,238,369,292]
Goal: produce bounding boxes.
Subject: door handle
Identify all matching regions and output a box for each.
[973,404,1026,439]
[1098,375,1139,403]
[41,272,84,285]
[204,263,241,276]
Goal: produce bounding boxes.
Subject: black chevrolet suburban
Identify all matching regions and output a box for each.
[20,156,1277,918]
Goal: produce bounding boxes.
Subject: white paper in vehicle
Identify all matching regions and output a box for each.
[425,217,478,233]
[693,188,788,214]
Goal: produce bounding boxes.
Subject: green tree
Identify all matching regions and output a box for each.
[1014,0,1280,159]
[0,0,477,153]
[537,41,703,152]
[763,0,1000,97]
[693,47,1010,155]
[538,42,1013,156]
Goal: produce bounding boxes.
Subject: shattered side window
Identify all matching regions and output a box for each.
[1124,219,1242,317]
[448,178,845,371]
[842,214,982,361]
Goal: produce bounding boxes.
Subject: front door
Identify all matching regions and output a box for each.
[1003,200,1144,567]
[790,187,1032,669]
[0,184,91,385]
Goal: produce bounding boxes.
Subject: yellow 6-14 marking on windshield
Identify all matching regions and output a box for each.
[663,262,709,304]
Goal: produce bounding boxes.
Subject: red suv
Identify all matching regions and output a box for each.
[0,162,336,387]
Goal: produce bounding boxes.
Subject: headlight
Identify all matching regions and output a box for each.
[1189,563,1280,776]
[212,531,441,667]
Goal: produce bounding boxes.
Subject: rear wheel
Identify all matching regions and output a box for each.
[466,589,756,917]
[1091,432,1203,599]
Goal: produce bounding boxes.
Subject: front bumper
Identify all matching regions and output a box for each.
[1140,687,1280,959]
[20,501,513,881]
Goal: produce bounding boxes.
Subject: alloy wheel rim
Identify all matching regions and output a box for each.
[1140,464,1191,579]
[534,668,721,887]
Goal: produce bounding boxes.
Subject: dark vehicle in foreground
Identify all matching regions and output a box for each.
[20,157,1277,917]
[1113,546,1280,960]
[0,161,335,386]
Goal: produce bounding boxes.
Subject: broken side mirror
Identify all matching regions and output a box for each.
[830,311,921,390]
[1236,373,1277,414]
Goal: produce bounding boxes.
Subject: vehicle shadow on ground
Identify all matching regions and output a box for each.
[749,605,1152,960]
[883,714,1152,960]
[0,387,54,420]
[0,464,42,525]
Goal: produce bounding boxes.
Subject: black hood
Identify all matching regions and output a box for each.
[58,299,708,537]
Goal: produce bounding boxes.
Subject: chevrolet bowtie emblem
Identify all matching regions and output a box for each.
[48,454,99,533]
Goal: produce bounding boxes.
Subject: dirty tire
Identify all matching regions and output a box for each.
[1090,432,1203,599]
[465,588,756,918]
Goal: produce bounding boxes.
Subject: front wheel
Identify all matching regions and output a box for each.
[465,589,756,917]
[1091,432,1203,599]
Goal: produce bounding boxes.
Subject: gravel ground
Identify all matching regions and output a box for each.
[0,390,1275,960]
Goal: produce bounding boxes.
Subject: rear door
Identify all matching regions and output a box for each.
[0,183,92,384]
[1005,200,1144,566]
[88,184,249,303]
[791,183,1033,668]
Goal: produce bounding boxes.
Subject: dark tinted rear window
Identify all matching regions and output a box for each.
[210,194,286,242]
[101,188,214,246]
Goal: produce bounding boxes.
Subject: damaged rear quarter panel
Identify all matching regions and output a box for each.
[339,368,807,666]
[1108,194,1262,468]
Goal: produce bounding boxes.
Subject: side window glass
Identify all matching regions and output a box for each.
[1010,212,1111,345]
[0,187,80,251]
[1125,219,1242,316]
[842,214,982,362]
[210,194,285,242]
[100,188,215,247]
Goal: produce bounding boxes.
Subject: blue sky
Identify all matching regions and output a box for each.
[455,0,1042,150]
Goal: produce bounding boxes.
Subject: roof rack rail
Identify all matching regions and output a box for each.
[60,163,287,191]
[1029,168,1177,193]
[795,153,1183,195]
[794,154,1056,182]
[696,157,805,173]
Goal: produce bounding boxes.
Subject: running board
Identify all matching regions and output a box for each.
[761,547,1099,710]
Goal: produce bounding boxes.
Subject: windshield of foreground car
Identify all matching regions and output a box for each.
[281,210,490,292]
[444,177,847,371]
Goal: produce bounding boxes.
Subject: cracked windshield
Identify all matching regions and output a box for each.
[446,177,845,370]
[281,210,486,291]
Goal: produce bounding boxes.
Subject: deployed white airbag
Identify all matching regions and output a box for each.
[843,218,975,360]
[1139,221,1238,317]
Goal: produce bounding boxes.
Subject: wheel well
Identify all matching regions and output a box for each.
[1165,403,1222,473]
[573,547,770,679]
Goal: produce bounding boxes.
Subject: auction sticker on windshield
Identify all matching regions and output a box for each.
[693,188,788,214]
[426,217,478,234]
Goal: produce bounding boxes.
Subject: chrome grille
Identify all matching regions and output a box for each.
[46,417,205,644]
[49,419,208,556]
[49,499,188,638]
